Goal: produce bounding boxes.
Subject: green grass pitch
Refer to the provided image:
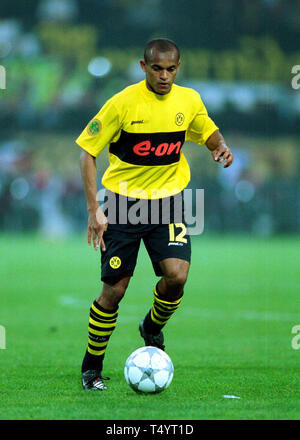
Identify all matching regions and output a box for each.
[0,233,299,420]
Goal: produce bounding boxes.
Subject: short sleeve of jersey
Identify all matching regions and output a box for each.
[76,98,120,157]
[186,93,218,146]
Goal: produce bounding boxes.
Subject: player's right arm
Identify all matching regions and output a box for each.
[76,97,121,251]
[80,151,107,251]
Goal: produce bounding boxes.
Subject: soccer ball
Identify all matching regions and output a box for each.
[124,346,174,393]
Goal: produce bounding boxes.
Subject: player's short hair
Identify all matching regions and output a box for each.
[144,39,180,64]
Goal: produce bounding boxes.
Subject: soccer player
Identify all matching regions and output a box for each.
[76,39,234,390]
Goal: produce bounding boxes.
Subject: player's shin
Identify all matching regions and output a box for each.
[81,300,118,373]
[143,283,182,335]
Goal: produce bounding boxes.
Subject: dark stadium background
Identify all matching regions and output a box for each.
[1,0,300,421]
[0,0,299,236]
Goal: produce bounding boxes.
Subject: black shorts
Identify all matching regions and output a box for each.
[100,191,191,281]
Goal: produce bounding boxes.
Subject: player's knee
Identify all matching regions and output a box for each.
[110,279,130,301]
[165,271,188,289]
[112,280,129,300]
[160,259,189,292]
[97,276,130,308]
[164,261,189,288]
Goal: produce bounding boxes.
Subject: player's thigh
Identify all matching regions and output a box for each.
[143,222,191,277]
[100,224,141,282]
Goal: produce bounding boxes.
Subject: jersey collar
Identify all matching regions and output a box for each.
[140,80,174,101]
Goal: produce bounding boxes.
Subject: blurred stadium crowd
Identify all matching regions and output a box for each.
[0,0,299,236]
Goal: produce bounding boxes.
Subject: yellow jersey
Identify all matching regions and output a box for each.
[76,80,218,199]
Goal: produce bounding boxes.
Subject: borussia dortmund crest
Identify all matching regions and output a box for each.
[175,113,185,126]
[87,118,102,136]
[109,256,121,269]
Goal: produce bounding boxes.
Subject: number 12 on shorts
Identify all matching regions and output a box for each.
[168,223,187,243]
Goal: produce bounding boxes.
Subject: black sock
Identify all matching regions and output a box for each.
[81,349,103,373]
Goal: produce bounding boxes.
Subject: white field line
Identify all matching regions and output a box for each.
[60,296,90,308]
[59,296,298,322]
[59,296,141,322]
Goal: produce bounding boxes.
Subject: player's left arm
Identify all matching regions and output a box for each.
[205,129,234,168]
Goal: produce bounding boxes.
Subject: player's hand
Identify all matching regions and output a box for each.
[211,144,234,168]
[87,206,108,251]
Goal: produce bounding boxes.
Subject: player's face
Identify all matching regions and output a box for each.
[140,49,180,95]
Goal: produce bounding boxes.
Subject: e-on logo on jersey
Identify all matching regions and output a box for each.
[133,140,182,157]
[175,113,185,126]
[87,118,102,136]
[109,256,121,269]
